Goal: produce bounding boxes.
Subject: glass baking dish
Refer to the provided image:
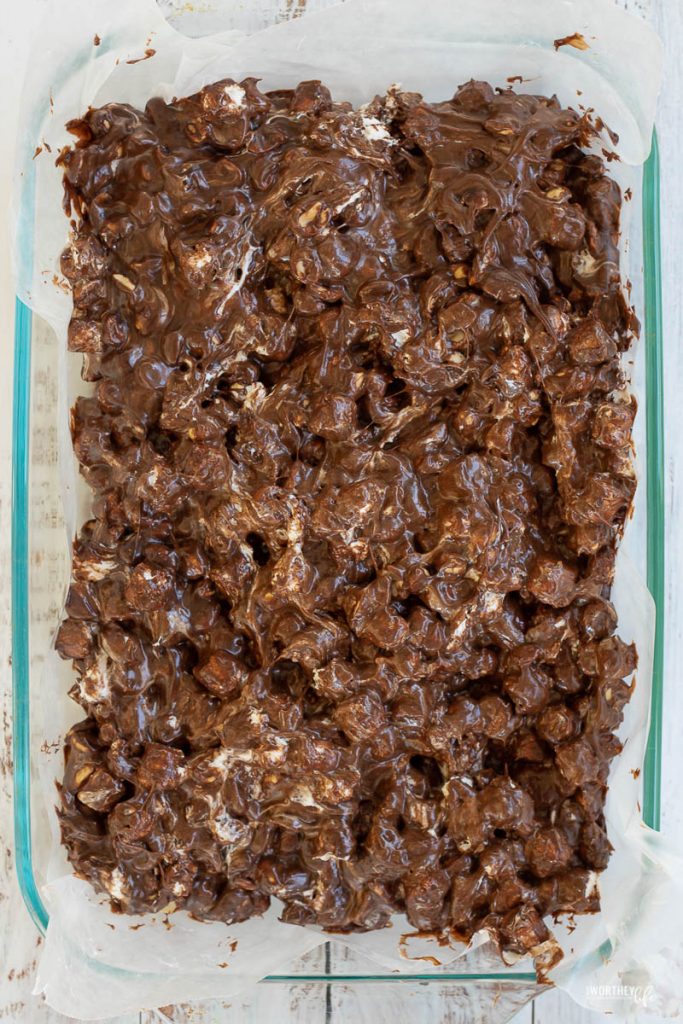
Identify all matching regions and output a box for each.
[11,0,664,1010]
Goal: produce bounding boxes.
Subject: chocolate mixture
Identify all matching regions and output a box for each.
[56,77,638,966]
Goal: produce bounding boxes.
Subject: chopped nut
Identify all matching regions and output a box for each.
[75,765,95,788]
[77,768,125,811]
[546,187,570,201]
[112,272,135,291]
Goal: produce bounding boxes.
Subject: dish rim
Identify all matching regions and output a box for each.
[10,131,663,984]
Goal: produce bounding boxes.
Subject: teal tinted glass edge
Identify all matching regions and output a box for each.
[10,132,663,986]
[642,131,663,832]
[12,297,49,934]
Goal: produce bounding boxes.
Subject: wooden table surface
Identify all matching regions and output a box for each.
[1,0,680,1020]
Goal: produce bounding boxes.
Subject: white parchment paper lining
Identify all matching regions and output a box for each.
[12,0,682,1017]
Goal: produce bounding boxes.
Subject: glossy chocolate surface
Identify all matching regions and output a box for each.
[56,77,637,965]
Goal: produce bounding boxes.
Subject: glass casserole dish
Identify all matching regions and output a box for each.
[11,0,664,1016]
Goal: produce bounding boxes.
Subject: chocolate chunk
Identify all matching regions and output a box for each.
[194,651,246,698]
[567,321,617,365]
[528,556,578,608]
[504,664,553,715]
[77,767,125,811]
[556,737,602,788]
[55,618,94,660]
[536,703,579,746]
[137,744,186,791]
[124,563,175,611]
[499,904,550,953]
[578,820,613,870]
[525,826,573,878]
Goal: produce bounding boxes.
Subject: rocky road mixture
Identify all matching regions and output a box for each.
[55,77,638,969]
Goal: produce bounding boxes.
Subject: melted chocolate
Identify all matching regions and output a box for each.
[56,78,637,966]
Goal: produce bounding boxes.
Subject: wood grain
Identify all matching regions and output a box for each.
[136,984,535,1024]
[3,0,681,1021]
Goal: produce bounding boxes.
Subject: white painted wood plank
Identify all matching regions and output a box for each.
[138,983,535,1024]
[535,986,673,1024]
[327,982,536,1024]
[510,1006,533,1024]
[535,989,610,1024]
[139,986,329,1024]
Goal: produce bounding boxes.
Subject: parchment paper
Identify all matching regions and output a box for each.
[12,0,682,1017]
